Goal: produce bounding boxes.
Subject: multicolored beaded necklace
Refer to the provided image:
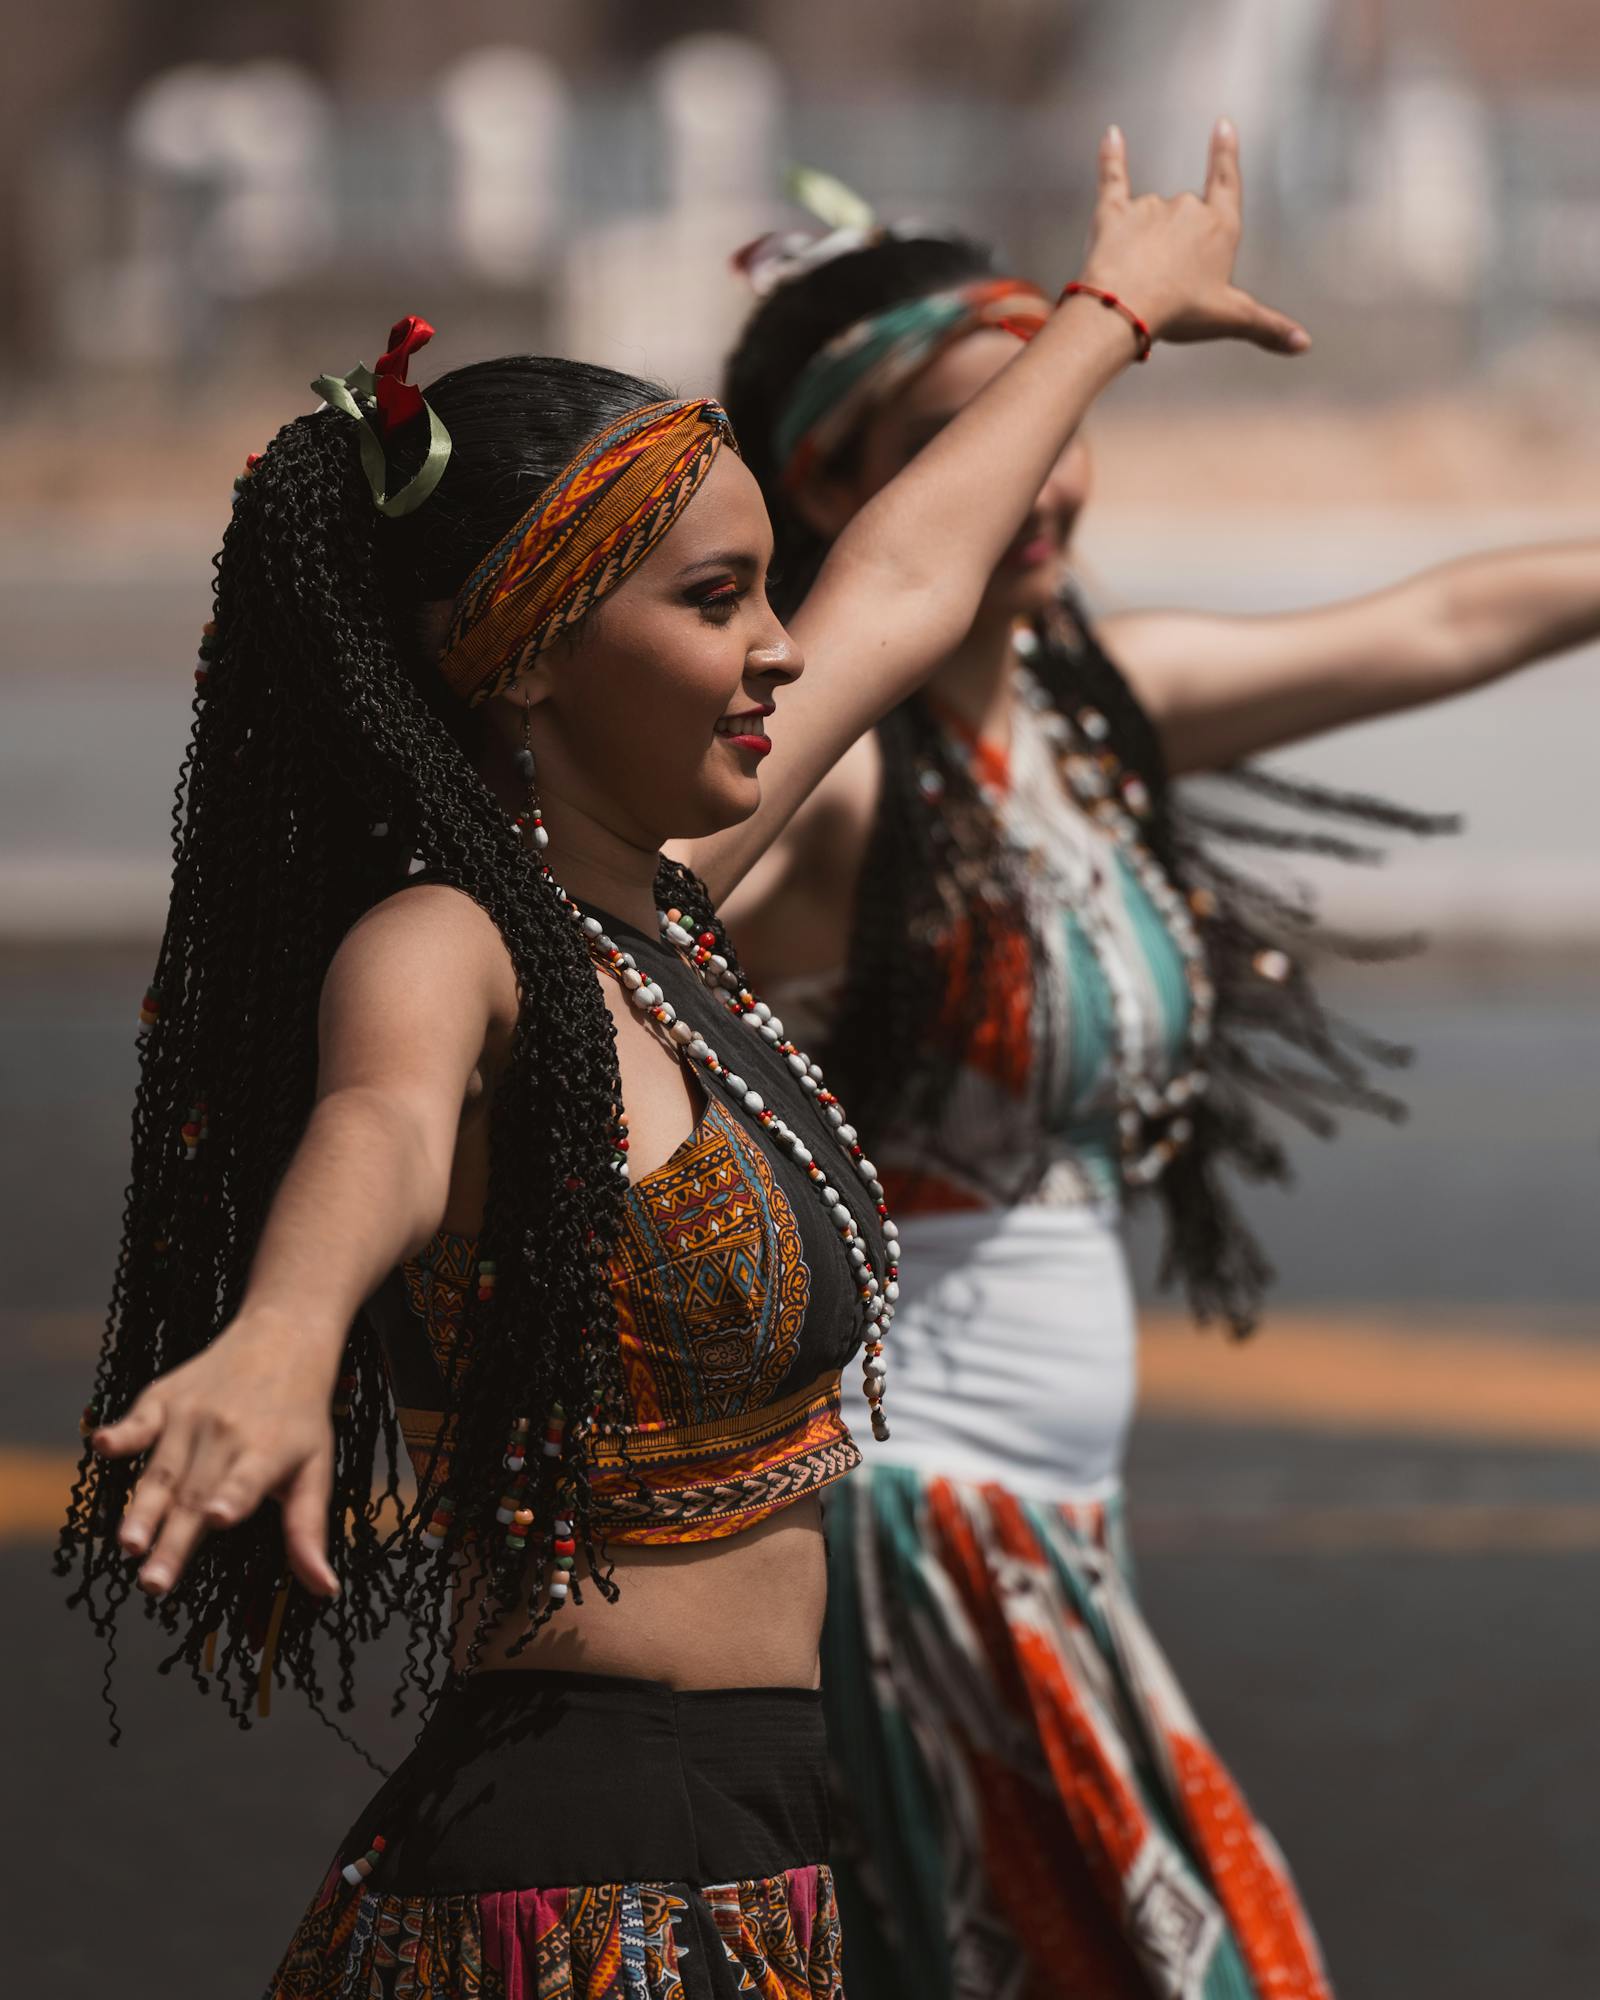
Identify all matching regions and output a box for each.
[425,806,901,1606]
[564,885,899,1435]
[924,628,1220,1191]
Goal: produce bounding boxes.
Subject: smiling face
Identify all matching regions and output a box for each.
[505,449,802,848]
[798,327,1093,625]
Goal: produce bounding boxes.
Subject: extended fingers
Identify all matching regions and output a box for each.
[1097,124,1130,206]
[94,1395,164,1462]
[203,1452,275,1531]
[132,1422,240,1591]
[281,1452,340,1600]
[137,1493,211,1596]
[1204,117,1241,220]
[115,1415,192,1559]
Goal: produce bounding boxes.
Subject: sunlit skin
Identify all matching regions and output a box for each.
[88,122,1324,1692]
[503,451,802,879]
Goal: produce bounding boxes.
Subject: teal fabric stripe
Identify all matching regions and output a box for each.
[1050,854,1194,1196]
[1062,907,1117,1117]
[820,1471,955,1998]
[822,1466,1267,2000]
[1114,851,1193,1050]
[1059,907,1122,1197]
[774,292,971,468]
[1025,1492,1258,2000]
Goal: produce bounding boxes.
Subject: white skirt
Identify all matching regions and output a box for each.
[842,1201,1137,1502]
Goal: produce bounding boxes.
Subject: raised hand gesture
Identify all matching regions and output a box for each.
[1078,120,1309,356]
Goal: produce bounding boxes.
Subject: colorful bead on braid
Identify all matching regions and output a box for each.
[136,985,160,1043]
[421,1494,455,1551]
[503,1416,529,1473]
[495,1476,528,1525]
[341,1835,386,1888]
[542,1404,567,1459]
[476,1258,497,1305]
[505,1506,537,1556]
[547,1508,575,1606]
[194,618,219,698]
[551,1515,577,1573]
[180,1100,209,1162]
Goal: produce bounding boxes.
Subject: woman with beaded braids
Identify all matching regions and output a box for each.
[57,130,1305,1997]
[719,180,1600,2000]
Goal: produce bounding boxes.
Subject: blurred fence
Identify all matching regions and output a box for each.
[12,17,1600,403]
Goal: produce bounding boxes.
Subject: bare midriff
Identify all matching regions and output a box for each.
[450,1494,827,1689]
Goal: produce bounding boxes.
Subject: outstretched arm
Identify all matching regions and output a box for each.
[1104,539,1600,775]
[680,122,1309,902]
[93,886,507,1600]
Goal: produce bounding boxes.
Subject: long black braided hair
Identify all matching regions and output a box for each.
[56,356,741,1734]
[724,234,1456,1334]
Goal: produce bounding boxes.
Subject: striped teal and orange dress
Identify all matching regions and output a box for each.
[771,694,1332,2000]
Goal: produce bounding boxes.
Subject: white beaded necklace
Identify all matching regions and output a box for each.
[550,876,898,1442]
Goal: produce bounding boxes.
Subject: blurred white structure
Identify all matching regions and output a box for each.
[437,49,569,284]
[70,61,332,365]
[1086,0,1334,198]
[1366,65,1494,299]
[559,35,786,391]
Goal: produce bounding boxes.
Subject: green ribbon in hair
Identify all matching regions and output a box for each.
[311,336,452,519]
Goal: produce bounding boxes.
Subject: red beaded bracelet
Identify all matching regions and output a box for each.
[1060,282,1153,363]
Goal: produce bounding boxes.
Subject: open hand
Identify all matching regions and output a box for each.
[92,1308,340,1601]
[1078,121,1309,356]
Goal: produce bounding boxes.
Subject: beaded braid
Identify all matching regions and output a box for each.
[56,386,727,1731]
[822,586,1457,1336]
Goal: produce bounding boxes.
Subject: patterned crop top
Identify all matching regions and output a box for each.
[365,909,876,1545]
[768,696,1193,1217]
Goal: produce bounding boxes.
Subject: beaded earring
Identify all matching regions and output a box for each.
[512,695,549,852]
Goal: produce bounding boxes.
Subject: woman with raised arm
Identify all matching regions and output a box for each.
[719,184,1600,2000]
[58,129,1300,1997]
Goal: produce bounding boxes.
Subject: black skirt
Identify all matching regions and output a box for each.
[263,1669,844,1998]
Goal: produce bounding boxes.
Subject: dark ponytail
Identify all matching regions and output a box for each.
[57,355,738,1732]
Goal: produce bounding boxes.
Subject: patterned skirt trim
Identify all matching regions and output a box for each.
[821,1465,1332,2000]
[261,1671,844,2000]
[265,1863,844,2000]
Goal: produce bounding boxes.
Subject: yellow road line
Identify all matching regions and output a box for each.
[10,1308,1598,1547]
[1132,1503,1600,1556]
[1,1447,81,1545]
[1139,1310,1600,1446]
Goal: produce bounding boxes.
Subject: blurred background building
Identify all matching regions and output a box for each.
[3,6,1597,1996]
[4,0,1600,939]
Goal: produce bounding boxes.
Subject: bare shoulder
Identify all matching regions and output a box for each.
[327,882,518,1027]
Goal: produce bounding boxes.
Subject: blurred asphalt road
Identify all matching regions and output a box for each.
[3,945,1598,1997]
[4,497,1600,2000]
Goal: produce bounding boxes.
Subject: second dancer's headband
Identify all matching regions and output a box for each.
[772,278,1049,489]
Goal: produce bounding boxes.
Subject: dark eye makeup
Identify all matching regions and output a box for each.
[690,579,745,623]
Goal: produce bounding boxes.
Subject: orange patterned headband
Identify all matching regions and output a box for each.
[439,398,738,706]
